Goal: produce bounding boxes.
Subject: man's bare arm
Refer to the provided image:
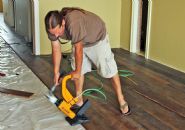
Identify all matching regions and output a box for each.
[73,41,83,79]
[51,40,61,84]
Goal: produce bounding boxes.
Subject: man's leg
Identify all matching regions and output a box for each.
[83,35,130,114]
[74,74,85,106]
[111,73,129,114]
[71,46,92,106]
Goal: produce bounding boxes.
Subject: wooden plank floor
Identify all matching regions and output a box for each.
[1,14,185,130]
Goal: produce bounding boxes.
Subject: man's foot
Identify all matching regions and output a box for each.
[120,102,131,115]
[76,101,84,107]
[71,102,83,111]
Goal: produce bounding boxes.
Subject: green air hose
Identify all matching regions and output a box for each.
[78,88,107,101]
[118,70,134,77]
[80,69,134,102]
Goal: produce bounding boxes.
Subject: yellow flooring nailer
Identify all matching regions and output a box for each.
[45,74,90,126]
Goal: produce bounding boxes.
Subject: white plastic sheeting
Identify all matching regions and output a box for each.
[0,38,85,130]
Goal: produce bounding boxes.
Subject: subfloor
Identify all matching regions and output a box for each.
[1,13,185,130]
[0,14,84,130]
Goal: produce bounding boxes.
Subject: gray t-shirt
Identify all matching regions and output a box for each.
[47,10,106,45]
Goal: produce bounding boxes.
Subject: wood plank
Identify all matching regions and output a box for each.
[126,86,185,130]
[113,49,185,85]
[0,87,33,97]
[113,50,185,117]
[80,74,145,130]
[87,73,185,130]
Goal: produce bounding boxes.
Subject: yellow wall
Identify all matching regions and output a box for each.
[149,0,185,72]
[120,0,132,50]
[39,0,121,54]
[0,0,3,12]
[119,0,185,72]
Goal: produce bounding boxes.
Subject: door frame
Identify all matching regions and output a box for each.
[32,0,40,55]
[130,0,152,59]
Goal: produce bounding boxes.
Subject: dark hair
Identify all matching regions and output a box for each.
[45,10,62,33]
[45,7,85,32]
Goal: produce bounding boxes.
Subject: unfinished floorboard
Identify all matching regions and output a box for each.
[113,49,185,85]
[0,87,34,97]
[114,51,185,118]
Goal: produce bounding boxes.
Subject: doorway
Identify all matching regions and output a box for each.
[130,0,152,59]
[140,0,148,55]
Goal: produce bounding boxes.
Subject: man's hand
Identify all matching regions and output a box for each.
[71,70,81,80]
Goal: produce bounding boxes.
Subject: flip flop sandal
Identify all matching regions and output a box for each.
[120,102,131,116]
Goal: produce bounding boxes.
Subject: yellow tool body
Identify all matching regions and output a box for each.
[58,75,78,119]
[46,73,90,125]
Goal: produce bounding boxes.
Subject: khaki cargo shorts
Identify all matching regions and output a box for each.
[71,34,118,78]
